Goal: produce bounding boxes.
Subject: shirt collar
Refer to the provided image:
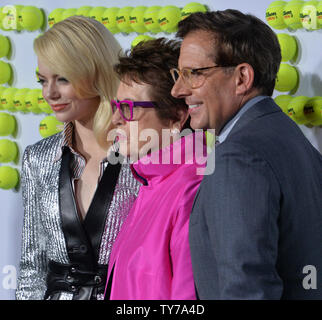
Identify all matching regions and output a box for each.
[131,132,206,186]
[217,95,268,144]
[54,122,74,162]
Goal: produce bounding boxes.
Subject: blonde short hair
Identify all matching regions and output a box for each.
[34,15,122,149]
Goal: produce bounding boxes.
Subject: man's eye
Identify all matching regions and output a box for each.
[190,70,202,76]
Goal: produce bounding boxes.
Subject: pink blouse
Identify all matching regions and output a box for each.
[105,132,206,300]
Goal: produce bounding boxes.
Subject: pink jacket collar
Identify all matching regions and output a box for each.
[131,132,206,187]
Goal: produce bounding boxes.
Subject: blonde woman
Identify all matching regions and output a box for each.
[16,16,140,300]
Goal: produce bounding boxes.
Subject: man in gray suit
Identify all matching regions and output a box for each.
[171,10,322,299]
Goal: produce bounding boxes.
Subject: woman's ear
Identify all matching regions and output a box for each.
[172,108,189,131]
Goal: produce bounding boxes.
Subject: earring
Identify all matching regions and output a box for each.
[170,127,180,135]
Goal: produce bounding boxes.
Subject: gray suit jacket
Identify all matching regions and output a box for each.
[190,97,322,299]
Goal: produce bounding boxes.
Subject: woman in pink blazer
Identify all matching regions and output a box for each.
[104,38,206,300]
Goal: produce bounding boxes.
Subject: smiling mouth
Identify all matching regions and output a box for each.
[189,104,201,109]
[51,103,70,112]
[188,104,202,113]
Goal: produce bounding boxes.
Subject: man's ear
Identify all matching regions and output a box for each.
[234,63,255,96]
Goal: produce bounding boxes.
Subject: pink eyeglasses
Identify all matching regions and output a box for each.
[111,99,157,122]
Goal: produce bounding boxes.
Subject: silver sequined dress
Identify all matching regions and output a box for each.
[16,129,140,300]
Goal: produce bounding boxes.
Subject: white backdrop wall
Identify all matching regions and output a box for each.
[0,0,321,300]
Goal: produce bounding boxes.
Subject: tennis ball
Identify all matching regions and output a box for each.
[275,64,299,92]
[0,7,5,30]
[0,35,10,58]
[37,91,53,114]
[283,0,305,30]
[39,116,63,138]
[88,6,106,23]
[0,112,16,136]
[318,1,322,28]
[0,61,12,85]
[205,130,215,150]
[130,6,148,33]
[274,94,293,113]
[76,6,92,17]
[1,87,17,112]
[300,1,319,30]
[287,96,309,124]
[1,5,23,31]
[0,139,18,163]
[0,166,19,190]
[131,35,154,48]
[0,86,5,110]
[48,8,64,28]
[20,6,44,31]
[102,7,120,34]
[144,6,162,34]
[304,97,322,125]
[14,88,30,113]
[25,89,42,114]
[158,5,181,33]
[61,8,77,21]
[116,6,134,34]
[277,33,297,62]
[266,1,288,29]
[181,2,208,20]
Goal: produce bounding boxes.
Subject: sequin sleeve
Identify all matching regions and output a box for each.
[16,146,48,300]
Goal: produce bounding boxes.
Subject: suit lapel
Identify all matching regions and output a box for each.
[226,97,282,140]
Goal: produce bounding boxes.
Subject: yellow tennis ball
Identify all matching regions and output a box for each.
[20,6,44,31]
[25,89,42,114]
[0,86,5,110]
[277,33,297,62]
[318,1,322,28]
[158,5,181,33]
[274,94,293,113]
[130,6,148,33]
[0,7,5,31]
[76,6,93,17]
[283,0,305,29]
[205,130,215,151]
[48,8,64,28]
[143,6,162,34]
[1,87,17,112]
[37,91,53,114]
[1,5,24,31]
[0,166,19,190]
[266,1,288,30]
[300,0,319,30]
[181,2,208,20]
[0,35,10,58]
[0,61,12,85]
[61,8,77,21]
[116,6,134,34]
[131,35,154,48]
[287,96,309,124]
[0,139,18,163]
[102,7,120,34]
[0,112,16,136]
[39,116,63,138]
[14,88,30,113]
[88,6,106,23]
[275,64,299,92]
[304,97,322,125]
